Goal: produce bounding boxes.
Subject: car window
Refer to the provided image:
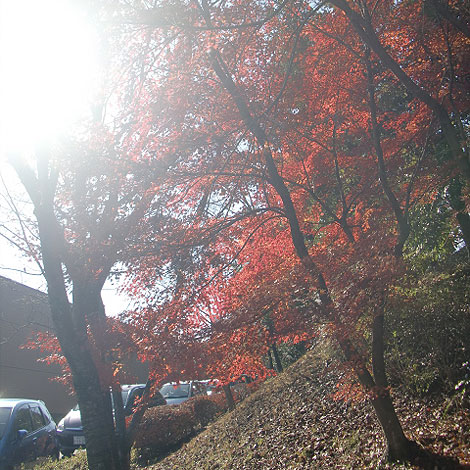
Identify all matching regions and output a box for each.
[12,406,33,434]
[0,407,12,439]
[30,405,46,431]
[39,404,52,424]
[160,384,190,399]
[124,387,165,412]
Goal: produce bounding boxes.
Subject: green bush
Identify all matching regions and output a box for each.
[386,262,470,396]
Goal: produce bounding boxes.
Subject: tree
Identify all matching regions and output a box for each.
[7,0,464,465]
[111,0,467,461]
[326,0,470,249]
[8,121,174,470]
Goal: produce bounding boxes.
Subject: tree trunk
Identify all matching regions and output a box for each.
[364,46,410,258]
[426,0,470,38]
[13,163,125,470]
[223,384,236,411]
[113,389,131,470]
[456,211,470,255]
[74,382,120,470]
[371,312,415,461]
[69,288,122,470]
[370,393,415,461]
[271,343,284,373]
[338,327,414,461]
[267,349,274,370]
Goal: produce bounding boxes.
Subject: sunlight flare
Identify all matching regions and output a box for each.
[0,0,100,156]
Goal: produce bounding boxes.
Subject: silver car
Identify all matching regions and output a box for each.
[159,381,208,405]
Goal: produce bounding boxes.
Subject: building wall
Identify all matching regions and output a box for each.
[0,276,74,421]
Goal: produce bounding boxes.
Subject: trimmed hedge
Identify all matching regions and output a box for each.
[134,395,225,463]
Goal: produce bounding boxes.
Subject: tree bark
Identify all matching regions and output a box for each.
[267,349,274,370]
[271,343,284,373]
[364,46,410,258]
[370,393,415,461]
[223,384,236,411]
[425,0,470,38]
[113,389,131,470]
[371,311,415,461]
[456,211,470,256]
[37,220,121,470]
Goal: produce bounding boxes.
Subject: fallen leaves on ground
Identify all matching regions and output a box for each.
[148,348,470,470]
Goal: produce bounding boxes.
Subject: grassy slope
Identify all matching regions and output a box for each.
[149,348,470,470]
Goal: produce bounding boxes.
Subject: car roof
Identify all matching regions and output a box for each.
[0,398,43,407]
[161,380,213,386]
[161,381,191,386]
[121,384,145,392]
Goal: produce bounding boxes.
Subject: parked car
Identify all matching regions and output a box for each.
[55,404,82,457]
[159,381,209,405]
[0,398,59,470]
[56,384,165,457]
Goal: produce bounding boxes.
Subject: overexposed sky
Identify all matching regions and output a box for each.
[0,0,99,156]
[0,0,131,316]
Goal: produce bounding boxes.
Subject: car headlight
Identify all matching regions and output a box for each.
[57,419,65,432]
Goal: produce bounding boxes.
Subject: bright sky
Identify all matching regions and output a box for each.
[0,0,99,155]
[0,0,131,315]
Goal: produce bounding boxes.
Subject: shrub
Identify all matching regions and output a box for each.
[133,395,226,463]
[386,262,470,396]
[185,395,222,426]
[134,403,196,450]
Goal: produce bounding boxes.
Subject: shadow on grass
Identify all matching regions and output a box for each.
[410,445,470,470]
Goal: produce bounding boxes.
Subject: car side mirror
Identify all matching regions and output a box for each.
[16,429,28,441]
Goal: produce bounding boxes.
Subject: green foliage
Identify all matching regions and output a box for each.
[454,361,470,407]
[376,77,411,113]
[386,262,470,396]
[276,341,308,369]
[404,198,457,268]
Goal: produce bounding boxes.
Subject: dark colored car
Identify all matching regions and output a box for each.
[159,381,209,405]
[56,384,165,457]
[55,404,82,457]
[0,398,59,470]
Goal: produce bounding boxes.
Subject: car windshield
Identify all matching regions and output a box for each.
[160,384,190,399]
[0,407,12,439]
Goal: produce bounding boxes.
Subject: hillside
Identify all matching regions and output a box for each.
[148,348,470,470]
